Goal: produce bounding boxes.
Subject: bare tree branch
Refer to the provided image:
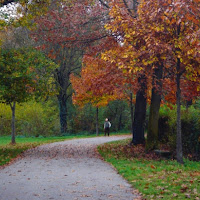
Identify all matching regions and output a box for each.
[122,0,136,18]
[98,0,109,8]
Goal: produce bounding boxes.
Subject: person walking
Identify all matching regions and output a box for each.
[104,118,111,136]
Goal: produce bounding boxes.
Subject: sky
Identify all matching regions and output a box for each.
[0,2,22,22]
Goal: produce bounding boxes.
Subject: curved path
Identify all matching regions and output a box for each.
[0,136,140,200]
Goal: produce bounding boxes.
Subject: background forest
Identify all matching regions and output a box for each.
[0,99,132,136]
[0,99,200,136]
[1,99,200,160]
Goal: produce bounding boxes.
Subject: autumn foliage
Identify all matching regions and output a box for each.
[71,55,124,107]
[70,0,200,163]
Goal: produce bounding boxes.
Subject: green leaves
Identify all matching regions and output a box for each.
[0,47,57,105]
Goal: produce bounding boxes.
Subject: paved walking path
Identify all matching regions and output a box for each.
[0,136,141,200]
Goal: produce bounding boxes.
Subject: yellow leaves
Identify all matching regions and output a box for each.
[160,55,167,60]
[0,20,7,30]
[101,51,113,62]
[142,59,153,66]
[104,24,111,31]
[125,34,132,39]
[122,54,128,59]
[141,46,146,51]
[197,68,200,76]
[155,26,164,32]
[187,49,195,56]
[142,60,149,66]
[133,66,143,73]
[126,31,135,37]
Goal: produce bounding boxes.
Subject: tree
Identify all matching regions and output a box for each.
[101,0,149,145]
[71,55,122,136]
[147,61,164,150]
[129,0,200,163]
[71,50,143,137]
[98,0,200,161]
[32,0,110,133]
[0,48,57,144]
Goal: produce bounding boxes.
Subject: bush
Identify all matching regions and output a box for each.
[0,101,60,137]
[0,98,133,137]
[158,105,200,160]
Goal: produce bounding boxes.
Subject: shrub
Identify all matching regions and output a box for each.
[0,101,59,137]
[158,105,200,160]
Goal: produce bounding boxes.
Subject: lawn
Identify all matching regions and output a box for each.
[0,135,97,146]
[98,139,200,200]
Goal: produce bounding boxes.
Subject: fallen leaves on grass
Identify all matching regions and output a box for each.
[98,139,200,200]
[98,140,160,160]
[0,143,38,168]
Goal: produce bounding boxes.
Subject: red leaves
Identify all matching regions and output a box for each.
[150,165,156,169]
[33,0,107,51]
[99,140,160,160]
[180,184,188,193]
[71,55,128,107]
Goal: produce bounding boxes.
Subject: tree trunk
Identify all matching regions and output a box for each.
[132,75,147,145]
[55,65,69,134]
[146,63,163,150]
[176,58,184,164]
[118,113,122,131]
[186,100,192,111]
[130,92,134,139]
[58,93,67,134]
[96,107,99,136]
[10,102,16,144]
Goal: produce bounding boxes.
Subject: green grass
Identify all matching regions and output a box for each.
[98,139,200,200]
[0,135,91,146]
[0,135,85,166]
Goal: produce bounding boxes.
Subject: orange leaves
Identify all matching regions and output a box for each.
[163,76,200,105]
[150,165,156,169]
[167,0,172,4]
[71,55,124,107]
[71,0,200,108]
[71,50,139,108]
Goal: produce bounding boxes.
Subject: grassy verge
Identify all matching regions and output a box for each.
[0,135,85,166]
[98,139,200,200]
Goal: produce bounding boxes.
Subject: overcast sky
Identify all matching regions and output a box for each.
[0,2,22,22]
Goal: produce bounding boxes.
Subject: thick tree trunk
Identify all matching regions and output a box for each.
[55,65,70,134]
[96,107,99,136]
[176,58,184,164]
[10,102,16,144]
[58,93,67,134]
[146,63,163,150]
[132,75,147,145]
